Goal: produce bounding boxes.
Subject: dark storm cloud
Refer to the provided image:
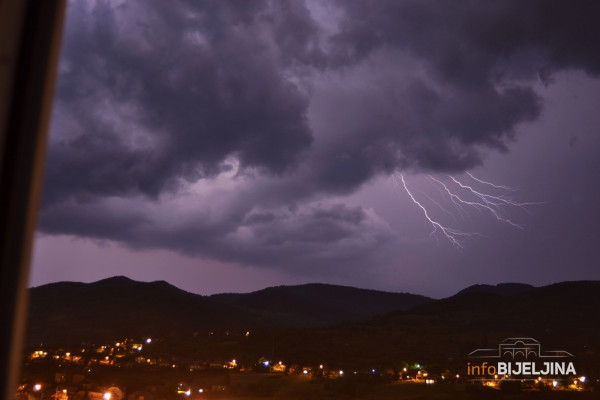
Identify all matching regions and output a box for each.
[41,197,392,272]
[39,0,600,270]
[303,0,600,184]
[305,78,540,195]
[45,0,314,204]
[330,0,600,79]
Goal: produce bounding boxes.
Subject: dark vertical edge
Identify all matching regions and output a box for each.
[0,1,66,399]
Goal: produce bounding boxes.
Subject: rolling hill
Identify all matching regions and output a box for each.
[261,281,600,369]
[455,282,534,297]
[25,278,600,373]
[209,283,431,326]
[25,276,431,346]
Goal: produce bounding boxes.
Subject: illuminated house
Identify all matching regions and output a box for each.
[415,369,429,381]
[270,362,286,373]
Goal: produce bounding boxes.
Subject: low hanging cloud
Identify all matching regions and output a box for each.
[39,0,600,273]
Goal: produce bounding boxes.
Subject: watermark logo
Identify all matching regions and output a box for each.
[467,338,576,381]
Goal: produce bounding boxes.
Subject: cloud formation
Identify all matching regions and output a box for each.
[40,0,600,273]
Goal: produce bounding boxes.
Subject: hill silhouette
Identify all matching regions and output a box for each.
[26,277,430,346]
[25,278,600,373]
[209,283,430,326]
[26,276,260,346]
[265,281,600,369]
[455,282,534,297]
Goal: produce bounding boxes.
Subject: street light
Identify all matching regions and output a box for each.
[34,384,42,392]
[104,392,111,400]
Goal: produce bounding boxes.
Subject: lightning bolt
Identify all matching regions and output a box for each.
[466,172,516,191]
[393,172,539,249]
[448,176,540,212]
[412,186,459,222]
[397,173,473,249]
[428,175,523,229]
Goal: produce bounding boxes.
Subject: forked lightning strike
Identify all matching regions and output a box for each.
[412,186,458,222]
[448,176,539,212]
[466,172,516,191]
[428,175,523,229]
[395,172,538,249]
[397,173,473,249]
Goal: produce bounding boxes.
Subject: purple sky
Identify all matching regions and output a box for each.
[30,0,600,298]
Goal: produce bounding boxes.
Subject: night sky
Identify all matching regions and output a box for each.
[30,0,600,298]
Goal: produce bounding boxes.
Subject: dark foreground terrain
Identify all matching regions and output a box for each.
[20,278,600,399]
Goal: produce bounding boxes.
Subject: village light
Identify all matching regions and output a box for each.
[553,380,558,387]
[146,338,152,344]
[34,384,41,392]
[580,376,586,383]
[263,361,269,367]
[103,392,111,400]
[339,370,344,376]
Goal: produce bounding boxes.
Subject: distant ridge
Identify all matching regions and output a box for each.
[456,282,534,297]
[27,276,256,346]
[25,278,600,369]
[26,277,431,346]
[291,280,600,368]
[400,280,600,319]
[209,283,431,326]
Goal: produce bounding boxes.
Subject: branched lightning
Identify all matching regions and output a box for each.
[428,175,523,229]
[396,173,474,249]
[448,176,540,212]
[412,186,458,222]
[466,172,516,191]
[393,171,539,249]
